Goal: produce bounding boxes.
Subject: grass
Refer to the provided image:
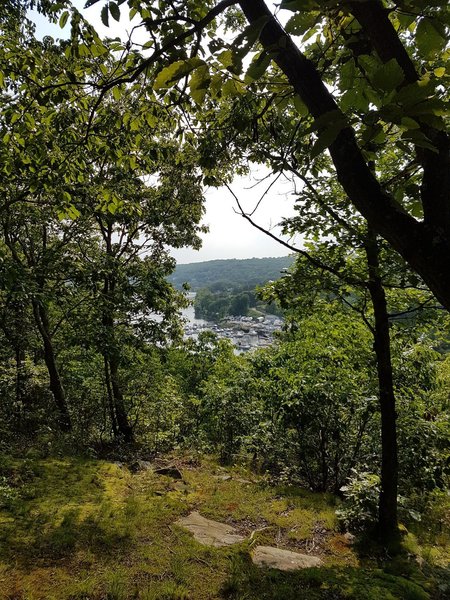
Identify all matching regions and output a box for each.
[0,454,448,600]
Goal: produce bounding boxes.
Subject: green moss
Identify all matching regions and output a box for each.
[0,454,444,600]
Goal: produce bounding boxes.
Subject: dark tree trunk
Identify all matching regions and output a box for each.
[32,300,72,432]
[108,353,133,443]
[238,0,450,312]
[100,246,133,444]
[15,347,26,406]
[365,233,399,545]
[104,356,118,437]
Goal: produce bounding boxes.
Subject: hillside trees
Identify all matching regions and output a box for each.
[73,151,205,441]
[0,27,208,441]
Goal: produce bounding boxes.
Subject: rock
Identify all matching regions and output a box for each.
[171,481,188,492]
[251,546,322,571]
[175,511,245,547]
[214,474,232,482]
[154,466,183,480]
[128,460,152,473]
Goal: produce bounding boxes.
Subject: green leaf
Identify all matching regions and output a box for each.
[59,11,70,28]
[245,52,271,82]
[190,65,211,104]
[371,59,405,92]
[221,79,245,98]
[310,119,347,159]
[112,86,122,101]
[109,2,120,22]
[217,50,234,68]
[358,55,381,78]
[401,130,438,152]
[154,58,205,91]
[434,67,446,77]
[285,12,318,35]
[67,205,81,219]
[280,0,319,11]
[400,117,420,130]
[101,5,109,27]
[340,89,369,113]
[306,109,344,134]
[410,201,423,219]
[392,81,432,107]
[302,26,318,44]
[293,95,308,117]
[416,18,446,59]
[233,16,270,49]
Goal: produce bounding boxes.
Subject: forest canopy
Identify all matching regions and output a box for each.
[0,2,449,598]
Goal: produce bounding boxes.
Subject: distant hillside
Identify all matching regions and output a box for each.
[168,256,295,290]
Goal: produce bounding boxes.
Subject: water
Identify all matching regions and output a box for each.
[180,292,209,326]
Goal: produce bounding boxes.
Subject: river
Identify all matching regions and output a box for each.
[180,292,209,326]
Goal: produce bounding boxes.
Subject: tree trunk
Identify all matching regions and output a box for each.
[238,0,450,312]
[32,300,72,432]
[365,233,399,546]
[100,256,133,444]
[104,356,118,437]
[15,347,26,404]
[108,353,133,443]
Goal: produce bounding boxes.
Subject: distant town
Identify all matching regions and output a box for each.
[184,313,284,352]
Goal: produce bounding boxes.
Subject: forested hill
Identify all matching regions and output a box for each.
[168,256,295,290]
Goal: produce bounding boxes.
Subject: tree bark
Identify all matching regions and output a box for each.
[237,0,450,311]
[349,1,450,234]
[365,232,399,545]
[108,352,134,443]
[104,356,118,437]
[32,300,72,432]
[100,231,133,444]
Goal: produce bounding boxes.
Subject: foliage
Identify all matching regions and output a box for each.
[0,19,212,441]
[336,470,381,532]
[168,256,295,291]
[248,304,378,492]
[200,351,263,462]
[0,0,449,569]
[194,285,282,321]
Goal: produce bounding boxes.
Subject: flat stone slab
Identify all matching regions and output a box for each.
[175,511,245,547]
[252,546,322,571]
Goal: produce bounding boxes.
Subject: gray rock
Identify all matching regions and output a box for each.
[251,546,322,571]
[129,460,152,473]
[214,474,232,481]
[175,511,245,547]
[154,466,183,479]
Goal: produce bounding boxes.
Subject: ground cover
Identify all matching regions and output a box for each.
[0,454,447,600]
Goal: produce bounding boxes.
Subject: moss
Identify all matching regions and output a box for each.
[0,454,444,600]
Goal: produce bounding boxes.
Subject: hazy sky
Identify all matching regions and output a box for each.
[31,2,300,264]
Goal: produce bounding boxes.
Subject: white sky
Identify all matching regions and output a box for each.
[30,1,300,264]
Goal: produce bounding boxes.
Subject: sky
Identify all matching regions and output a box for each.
[30,1,300,264]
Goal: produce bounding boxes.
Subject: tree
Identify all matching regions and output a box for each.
[239,116,440,542]
[0,24,208,441]
[58,0,449,313]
